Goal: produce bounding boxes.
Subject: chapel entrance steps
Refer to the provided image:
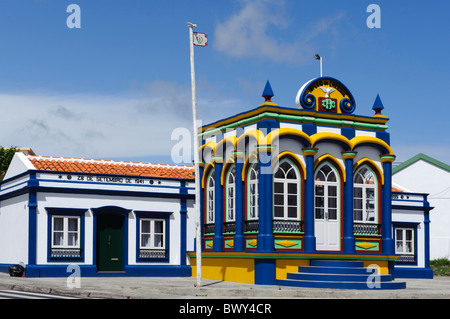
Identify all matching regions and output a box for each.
[276,260,407,290]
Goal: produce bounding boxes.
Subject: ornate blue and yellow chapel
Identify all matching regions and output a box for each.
[188,76,412,289]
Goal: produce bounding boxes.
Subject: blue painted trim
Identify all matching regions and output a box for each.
[381,161,394,254]
[0,264,191,278]
[343,158,355,253]
[1,181,28,192]
[180,198,187,265]
[213,162,223,251]
[234,160,245,252]
[27,173,38,273]
[254,259,276,285]
[303,154,316,253]
[199,165,205,250]
[301,123,316,136]
[29,186,194,200]
[0,171,194,202]
[46,208,87,263]
[376,131,390,145]
[256,119,279,132]
[423,195,431,270]
[257,153,274,252]
[37,177,190,191]
[394,267,433,279]
[340,127,355,140]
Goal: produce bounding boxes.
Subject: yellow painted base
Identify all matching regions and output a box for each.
[190,257,255,284]
[188,252,394,284]
[363,260,389,275]
[276,259,310,279]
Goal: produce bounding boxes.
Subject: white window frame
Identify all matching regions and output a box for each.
[206,169,215,224]
[226,165,236,222]
[314,163,339,221]
[140,218,166,250]
[51,215,81,249]
[395,228,415,255]
[247,162,259,220]
[273,158,300,221]
[353,165,378,223]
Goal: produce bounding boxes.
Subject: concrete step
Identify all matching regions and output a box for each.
[310,259,364,268]
[276,278,407,290]
[277,259,407,290]
[287,272,393,282]
[298,265,369,275]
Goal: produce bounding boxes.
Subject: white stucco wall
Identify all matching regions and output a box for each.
[393,159,450,259]
[0,194,29,264]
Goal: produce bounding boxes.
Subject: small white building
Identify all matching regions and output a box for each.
[392,153,450,260]
[0,152,195,277]
[392,191,433,278]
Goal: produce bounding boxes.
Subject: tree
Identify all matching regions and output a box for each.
[0,147,19,181]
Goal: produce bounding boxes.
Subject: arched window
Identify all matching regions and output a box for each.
[247,163,259,220]
[353,165,377,223]
[206,169,215,224]
[273,159,300,220]
[225,165,236,222]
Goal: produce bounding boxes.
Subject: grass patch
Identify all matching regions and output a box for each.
[430,258,450,276]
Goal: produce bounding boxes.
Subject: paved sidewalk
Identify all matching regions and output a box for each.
[0,273,449,299]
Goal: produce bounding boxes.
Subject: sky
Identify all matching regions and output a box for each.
[0,0,448,166]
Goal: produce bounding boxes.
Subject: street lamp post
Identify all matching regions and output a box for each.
[314,54,323,77]
[186,22,202,288]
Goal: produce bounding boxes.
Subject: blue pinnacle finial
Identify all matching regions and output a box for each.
[262,80,274,102]
[372,94,384,114]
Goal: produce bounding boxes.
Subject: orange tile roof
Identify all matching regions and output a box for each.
[26,155,194,180]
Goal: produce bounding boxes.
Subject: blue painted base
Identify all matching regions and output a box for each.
[395,267,434,279]
[0,264,191,278]
[254,259,276,285]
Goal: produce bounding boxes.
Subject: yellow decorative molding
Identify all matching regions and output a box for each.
[226,240,234,248]
[275,240,298,248]
[356,242,377,249]
[247,239,257,247]
[206,241,213,248]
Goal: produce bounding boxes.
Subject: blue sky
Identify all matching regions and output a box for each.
[0,0,448,165]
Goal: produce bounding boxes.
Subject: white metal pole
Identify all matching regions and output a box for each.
[187,22,202,287]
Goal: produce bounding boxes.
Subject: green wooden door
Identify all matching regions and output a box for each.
[97,213,124,271]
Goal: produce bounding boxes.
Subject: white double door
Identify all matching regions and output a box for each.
[314,164,341,251]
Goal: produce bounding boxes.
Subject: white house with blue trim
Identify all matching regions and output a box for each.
[392,154,450,260]
[0,152,195,277]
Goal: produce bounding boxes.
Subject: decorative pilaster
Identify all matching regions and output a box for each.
[342,151,357,253]
[212,156,224,252]
[302,148,318,253]
[257,145,274,252]
[233,151,245,251]
[26,173,39,277]
[380,154,396,254]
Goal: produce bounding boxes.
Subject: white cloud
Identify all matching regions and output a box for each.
[214,0,345,64]
[0,80,249,163]
[0,88,193,161]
